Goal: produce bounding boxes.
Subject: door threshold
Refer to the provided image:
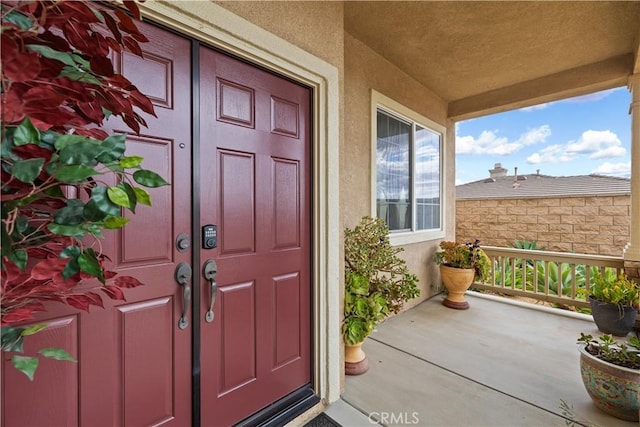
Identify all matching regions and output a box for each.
[235,385,320,427]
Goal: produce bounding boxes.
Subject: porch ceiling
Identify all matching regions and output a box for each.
[344,1,640,119]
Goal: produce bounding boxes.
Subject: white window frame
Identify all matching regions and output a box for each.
[371,90,446,246]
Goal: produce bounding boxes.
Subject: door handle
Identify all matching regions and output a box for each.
[175,262,192,330]
[203,260,217,322]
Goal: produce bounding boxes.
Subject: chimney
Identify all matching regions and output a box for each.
[489,163,508,178]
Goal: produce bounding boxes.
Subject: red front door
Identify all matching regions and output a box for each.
[2,20,312,427]
[198,47,312,426]
[2,22,193,427]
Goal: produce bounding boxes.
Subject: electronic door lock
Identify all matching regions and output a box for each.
[202,224,217,249]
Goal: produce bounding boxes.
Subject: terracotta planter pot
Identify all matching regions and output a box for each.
[578,345,640,422]
[589,296,637,337]
[345,340,369,375]
[440,265,475,310]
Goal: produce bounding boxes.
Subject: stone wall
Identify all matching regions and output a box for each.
[456,195,630,256]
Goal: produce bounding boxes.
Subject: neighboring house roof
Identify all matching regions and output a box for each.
[456,173,630,199]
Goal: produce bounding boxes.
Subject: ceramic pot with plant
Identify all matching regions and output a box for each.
[433,240,490,310]
[588,272,639,336]
[577,333,640,421]
[343,216,420,375]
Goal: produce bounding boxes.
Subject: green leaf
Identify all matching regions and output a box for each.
[11,355,39,381]
[38,348,76,362]
[78,249,104,283]
[59,66,101,85]
[133,187,151,206]
[107,187,130,208]
[60,245,81,278]
[26,45,76,66]
[8,249,27,271]
[47,223,86,238]
[54,165,100,183]
[3,10,32,30]
[43,186,65,198]
[104,216,130,229]
[21,324,48,336]
[83,186,119,221]
[53,134,88,151]
[1,327,25,352]
[12,158,45,183]
[13,118,40,146]
[119,156,144,168]
[54,203,85,225]
[96,134,126,163]
[59,140,106,165]
[133,170,169,188]
[15,215,29,233]
[118,182,137,213]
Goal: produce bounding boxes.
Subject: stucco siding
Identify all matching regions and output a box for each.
[344,33,451,305]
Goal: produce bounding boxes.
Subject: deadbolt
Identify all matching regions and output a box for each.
[176,233,190,252]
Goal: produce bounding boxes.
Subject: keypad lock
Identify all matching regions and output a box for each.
[202,224,217,249]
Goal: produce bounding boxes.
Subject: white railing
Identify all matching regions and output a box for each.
[473,246,625,308]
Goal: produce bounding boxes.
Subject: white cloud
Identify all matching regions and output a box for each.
[562,88,622,104]
[519,103,549,112]
[456,125,550,156]
[591,161,631,177]
[527,129,626,165]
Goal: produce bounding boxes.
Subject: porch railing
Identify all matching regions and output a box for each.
[472,246,625,309]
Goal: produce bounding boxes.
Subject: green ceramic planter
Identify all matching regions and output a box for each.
[578,345,640,422]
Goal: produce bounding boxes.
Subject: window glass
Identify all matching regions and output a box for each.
[376,111,411,231]
[376,109,441,234]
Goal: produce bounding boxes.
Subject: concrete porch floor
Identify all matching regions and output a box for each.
[326,293,638,427]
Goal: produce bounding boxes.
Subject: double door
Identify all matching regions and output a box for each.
[2,21,312,427]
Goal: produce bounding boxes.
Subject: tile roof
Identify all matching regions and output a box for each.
[456,174,630,199]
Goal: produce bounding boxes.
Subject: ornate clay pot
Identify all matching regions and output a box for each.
[589,296,637,337]
[578,344,639,421]
[440,265,475,310]
[344,341,369,375]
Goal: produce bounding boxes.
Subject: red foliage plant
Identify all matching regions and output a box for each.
[1,0,166,338]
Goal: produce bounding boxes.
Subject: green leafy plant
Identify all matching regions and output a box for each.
[588,271,639,307]
[577,333,640,370]
[433,240,490,282]
[342,216,420,345]
[1,0,164,379]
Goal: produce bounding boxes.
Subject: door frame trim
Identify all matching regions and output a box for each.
[140,0,341,407]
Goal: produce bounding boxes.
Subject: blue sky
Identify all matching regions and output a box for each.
[455,87,631,185]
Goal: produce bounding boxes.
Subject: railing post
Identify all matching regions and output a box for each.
[624,74,640,285]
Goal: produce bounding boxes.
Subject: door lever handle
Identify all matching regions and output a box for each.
[175,262,192,330]
[203,260,217,323]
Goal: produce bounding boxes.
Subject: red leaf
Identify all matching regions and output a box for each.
[38,30,71,52]
[101,285,126,301]
[1,88,25,124]
[130,88,155,115]
[123,1,141,20]
[102,12,122,44]
[85,291,105,308]
[104,270,117,280]
[66,294,91,312]
[13,142,54,162]
[4,51,41,82]
[31,258,68,280]
[0,303,46,326]
[114,276,144,289]
[114,9,139,34]
[90,55,114,77]
[122,36,142,57]
[75,128,108,140]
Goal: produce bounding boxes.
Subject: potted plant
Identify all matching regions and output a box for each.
[587,271,639,336]
[343,216,420,375]
[577,333,639,421]
[433,240,490,310]
[1,0,163,379]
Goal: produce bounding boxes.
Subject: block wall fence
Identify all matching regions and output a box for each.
[455,195,631,256]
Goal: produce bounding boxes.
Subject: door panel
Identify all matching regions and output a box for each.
[1,22,192,427]
[199,47,312,427]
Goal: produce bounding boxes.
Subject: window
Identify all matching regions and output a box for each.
[372,91,445,244]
